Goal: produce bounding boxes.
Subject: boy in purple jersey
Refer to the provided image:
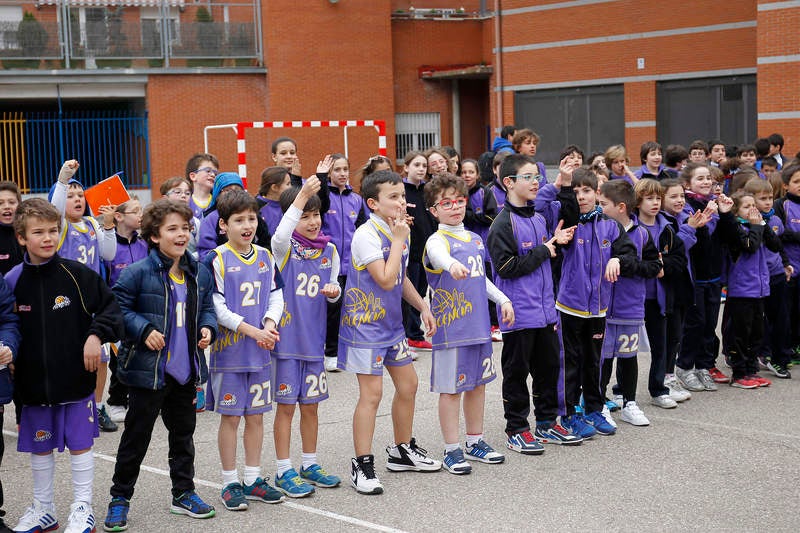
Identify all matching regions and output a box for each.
[423,174,514,474]
[5,199,122,533]
[270,179,343,497]
[206,190,286,510]
[338,170,441,495]
[104,199,217,531]
[50,159,119,434]
[186,153,219,220]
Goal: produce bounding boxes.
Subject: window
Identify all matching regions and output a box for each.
[395,113,441,163]
[140,6,180,54]
[0,6,23,50]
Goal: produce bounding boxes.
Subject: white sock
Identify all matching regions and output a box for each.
[70,451,94,506]
[31,453,56,510]
[466,433,483,447]
[243,465,261,486]
[301,453,317,471]
[276,458,292,477]
[444,442,460,453]
[222,469,239,486]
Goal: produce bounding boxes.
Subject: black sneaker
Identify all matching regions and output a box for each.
[350,455,383,495]
[766,361,792,379]
[97,405,118,432]
[386,438,442,472]
[103,496,129,532]
[170,491,215,519]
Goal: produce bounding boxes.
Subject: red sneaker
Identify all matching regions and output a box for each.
[708,367,730,384]
[730,376,759,389]
[747,374,771,387]
[408,339,432,351]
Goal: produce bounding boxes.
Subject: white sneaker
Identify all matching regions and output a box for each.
[601,404,617,429]
[64,502,95,533]
[14,499,58,533]
[324,356,340,373]
[386,438,442,472]
[350,456,383,495]
[650,394,678,409]
[106,404,128,423]
[490,327,503,342]
[664,374,691,402]
[696,369,718,391]
[409,347,419,361]
[675,366,705,392]
[620,401,650,426]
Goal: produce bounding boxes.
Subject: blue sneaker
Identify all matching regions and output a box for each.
[275,468,315,498]
[464,439,505,464]
[505,430,545,455]
[219,482,248,511]
[442,448,472,475]
[584,410,617,435]
[103,496,129,531]
[534,422,583,446]
[605,399,621,412]
[170,491,215,519]
[300,464,341,488]
[561,414,596,440]
[242,477,285,504]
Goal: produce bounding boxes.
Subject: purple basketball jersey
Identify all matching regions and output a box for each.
[209,244,277,371]
[425,230,491,349]
[602,319,650,360]
[272,241,336,361]
[190,195,210,220]
[165,272,191,384]
[58,217,101,273]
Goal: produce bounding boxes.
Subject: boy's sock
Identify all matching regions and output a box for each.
[444,442,460,453]
[301,453,317,470]
[465,433,483,447]
[243,465,261,486]
[222,469,239,486]
[31,453,56,510]
[70,451,94,505]
[276,458,292,477]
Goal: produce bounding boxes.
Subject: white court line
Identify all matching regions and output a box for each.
[2,429,409,533]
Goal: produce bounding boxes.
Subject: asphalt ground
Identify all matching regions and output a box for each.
[2,341,799,532]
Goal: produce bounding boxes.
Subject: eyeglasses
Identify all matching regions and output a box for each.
[195,167,217,176]
[432,197,467,211]
[167,189,192,198]
[121,207,143,215]
[508,173,542,184]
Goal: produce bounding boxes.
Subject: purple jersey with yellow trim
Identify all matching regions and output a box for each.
[424,230,491,349]
[190,195,211,220]
[58,217,101,274]
[165,272,191,384]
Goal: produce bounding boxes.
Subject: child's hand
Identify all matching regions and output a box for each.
[552,220,575,245]
[557,156,579,187]
[83,334,102,372]
[197,327,212,350]
[785,265,794,281]
[145,329,166,351]
[543,237,557,258]
[321,283,340,298]
[301,176,321,199]
[605,257,621,282]
[259,319,280,350]
[291,159,302,176]
[421,306,437,337]
[687,210,706,229]
[706,200,719,214]
[747,206,762,225]
[316,154,333,174]
[98,204,116,229]
[717,194,733,213]
[388,207,410,242]
[0,344,12,365]
[500,301,515,327]
[449,262,469,280]
[59,160,79,184]
[657,252,665,278]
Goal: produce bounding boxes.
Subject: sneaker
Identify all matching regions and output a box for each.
[561,414,597,439]
[465,439,505,463]
[601,405,617,429]
[766,361,792,379]
[611,394,624,410]
[103,496,129,532]
[747,374,771,387]
[242,477,284,503]
[708,367,730,384]
[324,356,340,373]
[106,405,127,423]
[15,500,58,533]
[605,399,621,412]
[620,401,650,426]
[720,286,727,302]
[730,376,759,389]
[300,464,341,488]
[170,491,215,519]
[407,338,432,350]
[195,386,206,413]
[490,326,503,342]
[757,357,770,371]
[64,502,95,533]
[442,448,472,475]
[533,422,583,446]
[664,374,692,402]
[386,438,442,471]
[676,367,705,392]
[350,456,383,495]
[219,482,248,511]
[505,430,545,455]
[696,369,719,390]
[650,394,678,409]
[583,411,617,435]
[275,468,315,498]
[409,347,419,361]
[97,405,118,432]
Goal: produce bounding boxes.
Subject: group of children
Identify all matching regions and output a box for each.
[0,131,798,532]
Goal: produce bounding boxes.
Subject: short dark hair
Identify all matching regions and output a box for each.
[160,176,192,196]
[761,156,778,168]
[768,133,784,149]
[572,167,598,191]
[0,181,21,203]
[259,166,290,197]
[500,125,516,139]
[736,144,756,156]
[559,144,584,163]
[689,140,709,155]
[754,138,771,158]
[279,186,322,213]
[679,162,708,185]
[360,170,402,204]
[781,162,800,185]
[640,141,662,164]
[660,178,683,192]
[141,199,193,249]
[271,137,297,154]
[185,153,219,180]
[707,139,725,151]
[498,153,536,181]
[14,198,60,237]
[600,179,635,215]
[217,189,259,221]
[664,144,689,168]
[424,173,468,209]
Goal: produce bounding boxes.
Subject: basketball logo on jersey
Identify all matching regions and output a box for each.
[457,373,466,386]
[258,260,269,274]
[277,383,293,397]
[220,393,237,406]
[320,257,332,269]
[53,295,71,310]
[431,288,473,328]
[601,239,611,248]
[342,288,386,327]
[34,429,52,442]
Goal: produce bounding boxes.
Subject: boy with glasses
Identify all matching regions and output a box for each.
[185,153,219,219]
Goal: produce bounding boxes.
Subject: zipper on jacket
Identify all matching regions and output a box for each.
[38,270,51,404]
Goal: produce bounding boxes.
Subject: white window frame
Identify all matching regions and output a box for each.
[395,112,441,164]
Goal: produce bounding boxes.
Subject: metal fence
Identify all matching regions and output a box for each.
[0,111,150,194]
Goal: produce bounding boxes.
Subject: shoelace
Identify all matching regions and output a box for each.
[408,438,430,458]
[519,431,536,443]
[107,501,127,521]
[180,492,205,509]
[359,460,377,479]
[225,484,245,499]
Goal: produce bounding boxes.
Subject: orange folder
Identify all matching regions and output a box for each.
[84,173,130,215]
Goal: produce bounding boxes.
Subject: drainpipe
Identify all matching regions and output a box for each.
[493,0,503,131]
[452,80,461,153]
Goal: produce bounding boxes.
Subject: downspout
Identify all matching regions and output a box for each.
[493,0,503,130]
